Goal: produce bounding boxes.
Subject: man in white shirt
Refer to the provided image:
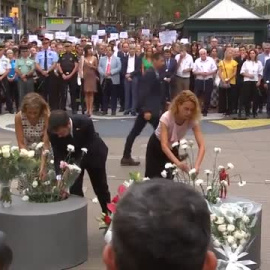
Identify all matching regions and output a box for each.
[174,45,193,97]
[193,48,217,116]
[123,44,142,116]
[0,44,12,114]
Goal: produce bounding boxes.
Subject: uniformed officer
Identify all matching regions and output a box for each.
[0,44,12,114]
[58,41,79,114]
[35,38,58,107]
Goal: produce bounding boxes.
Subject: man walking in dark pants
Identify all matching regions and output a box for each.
[48,110,111,213]
[58,42,79,114]
[121,52,165,166]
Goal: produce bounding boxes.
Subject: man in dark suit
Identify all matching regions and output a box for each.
[160,49,177,107]
[122,44,142,116]
[121,52,165,166]
[117,42,130,112]
[48,110,110,213]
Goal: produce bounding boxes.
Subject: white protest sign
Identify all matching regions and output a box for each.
[44,33,54,40]
[142,29,150,36]
[55,32,68,40]
[119,32,128,39]
[180,38,189,44]
[91,35,99,45]
[97,29,106,36]
[28,35,38,42]
[159,30,177,45]
[110,33,119,40]
[67,36,77,43]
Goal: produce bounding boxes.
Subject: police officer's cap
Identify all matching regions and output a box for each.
[64,41,72,47]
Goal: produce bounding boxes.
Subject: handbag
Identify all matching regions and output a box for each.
[219,61,231,89]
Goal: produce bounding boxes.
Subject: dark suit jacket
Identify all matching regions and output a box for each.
[235,56,246,84]
[264,58,270,82]
[122,55,142,78]
[138,67,163,117]
[49,115,108,174]
[160,58,177,80]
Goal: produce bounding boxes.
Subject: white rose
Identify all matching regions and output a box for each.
[210,214,217,222]
[189,168,197,176]
[165,163,174,169]
[238,181,247,187]
[216,198,221,203]
[195,179,204,186]
[92,197,99,204]
[215,217,225,225]
[240,239,247,245]
[28,150,35,158]
[32,181,38,188]
[214,147,221,153]
[180,139,188,145]
[227,163,234,169]
[218,165,225,171]
[11,146,19,152]
[50,160,54,164]
[204,169,213,175]
[227,235,235,244]
[213,239,221,247]
[242,215,250,223]
[227,224,236,232]
[22,195,29,202]
[180,144,188,150]
[56,175,62,181]
[36,142,44,150]
[232,243,238,249]
[161,170,167,178]
[2,150,10,158]
[207,186,212,191]
[20,149,29,157]
[218,224,227,232]
[1,145,10,151]
[81,148,88,154]
[67,144,75,152]
[44,181,51,186]
[143,177,150,181]
[234,230,245,240]
[171,141,179,148]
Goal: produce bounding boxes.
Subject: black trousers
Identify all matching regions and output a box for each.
[267,84,270,116]
[94,81,103,111]
[60,74,78,112]
[123,113,159,158]
[8,80,19,111]
[70,166,111,213]
[195,79,213,113]
[218,84,235,114]
[0,77,12,113]
[239,81,259,116]
[102,79,118,113]
[37,71,54,102]
[49,72,61,111]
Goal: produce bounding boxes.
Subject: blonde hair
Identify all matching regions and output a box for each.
[169,90,201,121]
[21,93,50,117]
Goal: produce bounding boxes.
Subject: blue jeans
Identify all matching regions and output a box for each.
[124,77,138,113]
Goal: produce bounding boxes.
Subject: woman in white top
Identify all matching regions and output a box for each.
[145,90,205,178]
[240,49,263,118]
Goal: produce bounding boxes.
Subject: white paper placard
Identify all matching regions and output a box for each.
[180,38,189,44]
[119,32,128,39]
[91,35,98,41]
[55,32,67,40]
[97,29,106,36]
[159,30,177,45]
[67,36,77,43]
[44,33,54,40]
[98,39,103,43]
[29,35,38,42]
[37,40,42,47]
[110,33,119,40]
[142,29,150,36]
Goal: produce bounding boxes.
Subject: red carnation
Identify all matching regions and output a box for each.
[107,203,117,214]
[118,184,127,195]
[112,195,119,204]
[104,215,112,225]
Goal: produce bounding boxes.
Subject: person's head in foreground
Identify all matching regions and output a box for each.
[0,232,12,270]
[170,90,201,122]
[48,110,71,138]
[103,179,217,270]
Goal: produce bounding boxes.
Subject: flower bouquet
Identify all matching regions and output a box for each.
[20,144,84,203]
[0,145,38,207]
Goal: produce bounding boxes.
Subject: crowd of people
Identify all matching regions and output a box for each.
[0,36,269,119]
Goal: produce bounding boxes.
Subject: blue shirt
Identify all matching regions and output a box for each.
[8,59,17,80]
[35,49,58,70]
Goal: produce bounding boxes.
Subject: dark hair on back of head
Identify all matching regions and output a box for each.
[48,110,70,133]
[151,52,163,61]
[112,179,211,270]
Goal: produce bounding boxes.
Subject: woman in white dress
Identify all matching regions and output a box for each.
[240,49,263,118]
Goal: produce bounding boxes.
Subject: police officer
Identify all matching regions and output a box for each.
[58,41,79,114]
[0,44,12,114]
[35,38,58,107]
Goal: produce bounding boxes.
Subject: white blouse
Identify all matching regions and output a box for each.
[240,60,263,82]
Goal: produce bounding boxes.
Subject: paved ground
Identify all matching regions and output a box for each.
[0,112,269,270]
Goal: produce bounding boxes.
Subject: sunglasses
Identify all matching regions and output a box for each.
[81,40,87,42]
